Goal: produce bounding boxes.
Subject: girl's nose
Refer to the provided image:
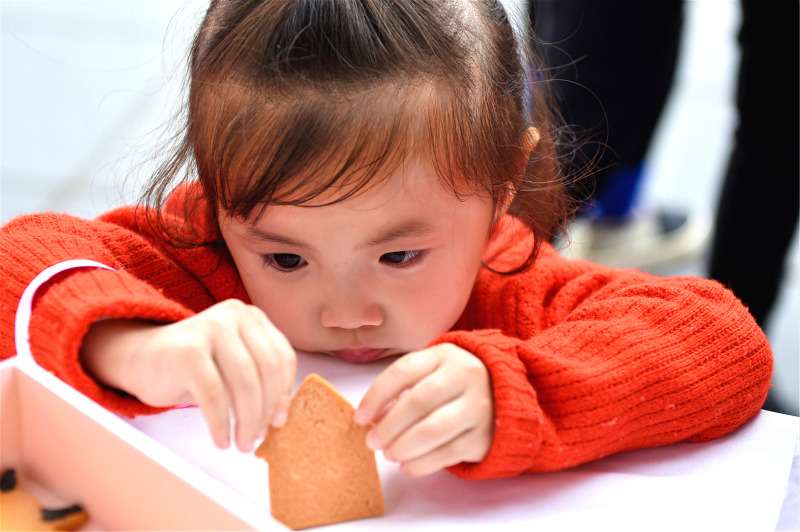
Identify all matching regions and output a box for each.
[319,295,384,329]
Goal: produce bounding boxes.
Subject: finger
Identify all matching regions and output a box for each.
[239,308,281,430]
[274,338,297,427]
[211,332,264,453]
[355,351,439,426]
[382,397,470,465]
[270,387,293,428]
[368,369,463,452]
[248,305,296,427]
[187,353,233,450]
[396,432,480,477]
[240,306,297,430]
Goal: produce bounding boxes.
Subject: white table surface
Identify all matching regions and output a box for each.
[128,351,800,532]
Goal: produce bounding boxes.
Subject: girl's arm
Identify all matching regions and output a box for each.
[0,205,242,415]
[435,245,772,479]
[2,206,296,452]
[357,241,772,479]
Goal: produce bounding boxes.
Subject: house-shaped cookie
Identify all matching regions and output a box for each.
[255,374,384,530]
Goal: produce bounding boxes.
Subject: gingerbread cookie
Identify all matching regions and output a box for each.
[255,374,384,530]
[0,469,87,531]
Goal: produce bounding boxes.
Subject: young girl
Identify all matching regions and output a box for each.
[0,0,771,480]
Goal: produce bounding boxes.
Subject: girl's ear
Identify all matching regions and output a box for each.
[492,126,540,226]
[520,126,541,162]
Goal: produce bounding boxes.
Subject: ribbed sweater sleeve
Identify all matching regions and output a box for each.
[0,206,246,416]
[436,244,773,479]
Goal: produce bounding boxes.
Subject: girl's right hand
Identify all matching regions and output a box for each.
[79,299,296,453]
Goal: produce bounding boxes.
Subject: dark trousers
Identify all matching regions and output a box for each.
[708,0,799,331]
[531,0,798,326]
[530,0,684,216]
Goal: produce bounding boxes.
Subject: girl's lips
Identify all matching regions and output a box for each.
[330,348,389,364]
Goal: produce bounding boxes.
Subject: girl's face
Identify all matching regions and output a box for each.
[219,158,495,363]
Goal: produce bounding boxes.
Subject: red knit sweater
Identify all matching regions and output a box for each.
[0,189,772,480]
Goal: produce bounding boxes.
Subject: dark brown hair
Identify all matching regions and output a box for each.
[143,0,576,272]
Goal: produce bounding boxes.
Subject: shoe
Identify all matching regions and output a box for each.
[558,208,712,271]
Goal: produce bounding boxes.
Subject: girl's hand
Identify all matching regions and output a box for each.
[354,343,494,476]
[80,299,296,453]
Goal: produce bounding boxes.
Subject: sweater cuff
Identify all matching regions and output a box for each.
[432,330,544,480]
[28,267,195,417]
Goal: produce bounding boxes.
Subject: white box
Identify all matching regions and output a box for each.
[0,359,272,530]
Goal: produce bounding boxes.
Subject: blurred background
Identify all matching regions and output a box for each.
[1,0,797,415]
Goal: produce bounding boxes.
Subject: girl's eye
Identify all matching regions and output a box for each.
[380,250,426,268]
[262,253,307,271]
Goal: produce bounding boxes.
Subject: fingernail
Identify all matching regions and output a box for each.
[353,409,368,426]
[366,432,382,451]
[216,435,230,450]
[272,409,288,428]
[257,427,268,440]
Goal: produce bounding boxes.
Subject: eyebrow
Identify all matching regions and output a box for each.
[360,220,435,249]
[243,220,435,251]
[243,228,312,250]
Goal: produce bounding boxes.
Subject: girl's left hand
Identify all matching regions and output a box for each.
[354,343,494,476]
